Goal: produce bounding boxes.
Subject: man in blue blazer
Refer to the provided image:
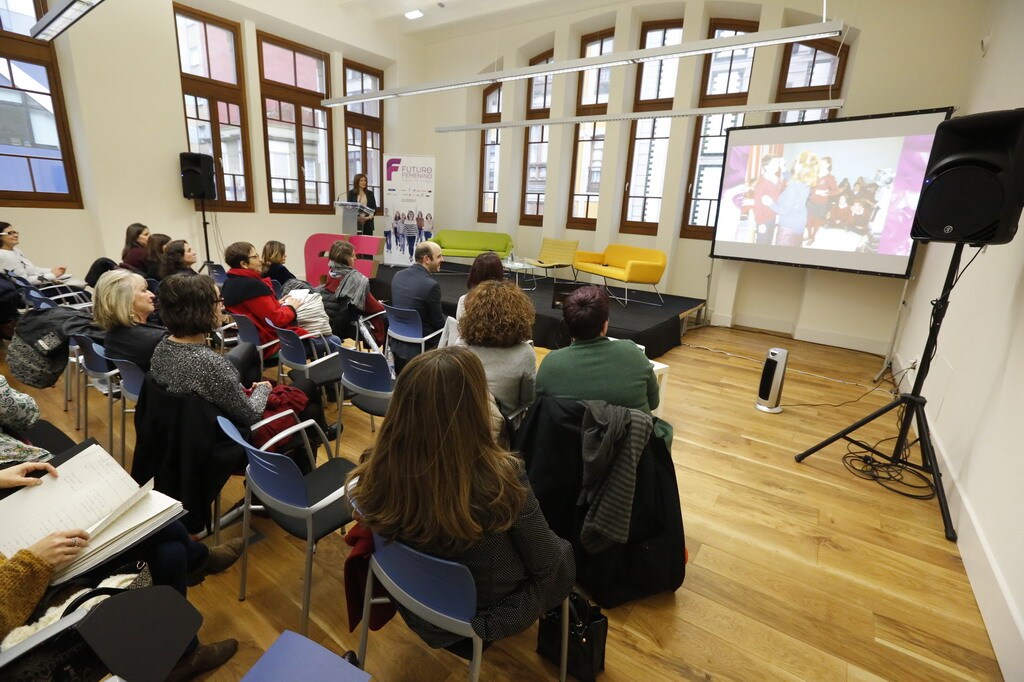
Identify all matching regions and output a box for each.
[390,241,445,372]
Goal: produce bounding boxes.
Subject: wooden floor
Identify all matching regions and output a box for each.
[6,326,1002,681]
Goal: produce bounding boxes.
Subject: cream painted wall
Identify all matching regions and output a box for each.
[892,0,1024,673]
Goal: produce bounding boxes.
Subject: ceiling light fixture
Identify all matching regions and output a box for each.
[405,10,424,20]
[30,0,108,41]
[322,20,843,108]
[434,99,845,133]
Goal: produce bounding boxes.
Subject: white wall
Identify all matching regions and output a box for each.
[893,0,1024,674]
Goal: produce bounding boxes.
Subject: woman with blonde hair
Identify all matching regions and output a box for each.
[93,269,165,371]
[459,280,536,417]
[346,347,574,655]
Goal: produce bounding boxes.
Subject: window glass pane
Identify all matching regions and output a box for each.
[267,116,297,203]
[303,124,329,204]
[206,23,237,85]
[265,97,279,120]
[0,155,32,190]
[688,113,743,226]
[280,101,295,123]
[262,42,295,87]
[785,43,814,88]
[220,122,245,201]
[11,60,49,93]
[638,25,682,102]
[295,52,325,93]
[484,87,501,114]
[176,15,209,79]
[30,157,67,193]
[580,36,612,107]
[0,0,39,36]
[524,124,548,216]
[626,117,671,223]
[706,28,754,95]
[0,81,69,194]
[570,122,604,218]
[810,50,838,87]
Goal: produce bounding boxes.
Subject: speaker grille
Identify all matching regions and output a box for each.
[914,166,1003,241]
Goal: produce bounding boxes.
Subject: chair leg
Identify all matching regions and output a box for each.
[82,379,89,439]
[107,388,115,455]
[239,484,252,602]
[357,569,375,667]
[213,495,222,545]
[74,362,82,430]
[334,383,342,458]
[120,397,127,468]
[559,598,569,682]
[369,415,376,433]
[301,535,315,637]
[468,636,483,682]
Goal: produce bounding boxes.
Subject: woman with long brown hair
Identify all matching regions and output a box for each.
[346,346,574,653]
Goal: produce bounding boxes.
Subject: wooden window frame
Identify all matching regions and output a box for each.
[0,3,83,209]
[770,38,849,124]
[620,117,672,236]
[174,4,253,213]
[257,31,334,214]
[632,19,684,113]
[567,29,614,231]
[681,19,758,240]
[343,59,384,211]
[520,49,553,226]
[477,83,501,223]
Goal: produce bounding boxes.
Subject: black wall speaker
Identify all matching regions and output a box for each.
[756,348,788,414]
[179,152,216,200]
[912,109,1024,245]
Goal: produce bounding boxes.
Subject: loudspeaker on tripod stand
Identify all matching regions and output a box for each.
[179,152,216,200]
[756,348,788,413]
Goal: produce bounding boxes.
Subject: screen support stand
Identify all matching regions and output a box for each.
[197,197,215,274]
[795,242,962,542]
[873,277,910,383]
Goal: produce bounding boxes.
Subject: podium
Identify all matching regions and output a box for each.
[334,201,375,236]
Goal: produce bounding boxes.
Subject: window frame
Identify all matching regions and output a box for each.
[257,31,334,214]
[173,4,253,212]
[477,83,501,223]
[0,5,83,209]
[343,59,384,212]
[681,18,758,240]
[770,38,850,124]
[567,28,614,232]
[632,18,685,113]
[520,49,553,226]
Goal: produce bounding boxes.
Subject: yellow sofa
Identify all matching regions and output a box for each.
[574,244,667,306]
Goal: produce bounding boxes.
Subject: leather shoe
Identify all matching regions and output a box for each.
[325,423,342,441]
[187,538,244,586]
[167,638,238,681]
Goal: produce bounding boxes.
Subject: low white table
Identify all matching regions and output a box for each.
[504,259,537,290]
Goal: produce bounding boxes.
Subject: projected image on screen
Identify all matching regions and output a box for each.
[711,109,950,277]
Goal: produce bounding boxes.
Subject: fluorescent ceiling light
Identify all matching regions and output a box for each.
[405,10,424,20]
[30,0,108,41]
[434,99,845,133]
[322,20,843,108]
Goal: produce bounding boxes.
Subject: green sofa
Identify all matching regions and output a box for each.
[429,230,513,259]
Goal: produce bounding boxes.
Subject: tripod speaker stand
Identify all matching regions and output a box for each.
[794,243,964,541]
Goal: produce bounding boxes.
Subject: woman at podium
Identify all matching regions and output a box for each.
[346,173,377,236]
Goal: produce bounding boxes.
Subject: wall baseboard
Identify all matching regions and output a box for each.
[795,325,889,355]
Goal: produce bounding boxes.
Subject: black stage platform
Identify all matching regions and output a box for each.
[370,264,704,360]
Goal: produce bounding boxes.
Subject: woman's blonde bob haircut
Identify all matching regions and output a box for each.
[93,269,147,330]
[346,346,526,555]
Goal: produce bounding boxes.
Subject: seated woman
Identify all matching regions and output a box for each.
[150,274,335,466]
[143,233,171,280]
[159,240,199,280]
[346,347,574,654]
[120,223,150,272]
[0,222,88,289]
[0,461,241,678]
[318,240,385,343]
[261,240,300,288]
[457,251,504,318]
[459,280,536,418]
[0,374,54,464]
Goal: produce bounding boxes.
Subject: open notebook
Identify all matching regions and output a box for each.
[0,444,184,584]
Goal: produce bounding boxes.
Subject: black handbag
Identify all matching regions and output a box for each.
[536,591,608,681]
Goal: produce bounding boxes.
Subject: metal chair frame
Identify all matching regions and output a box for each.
[71,336,120,461]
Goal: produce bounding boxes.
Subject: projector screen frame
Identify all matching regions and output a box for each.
[709,107,953,279]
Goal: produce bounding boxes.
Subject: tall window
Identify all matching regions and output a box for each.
[174,5,251,211]
[567,29,613,230]
[520,49,552,226]
[344,60,383,205]
[622,19,683,236]
[478,83,501,222]
[258,32,332,212]
[773,38,849,123]
[0,1,81,208]
[681,19,758,239]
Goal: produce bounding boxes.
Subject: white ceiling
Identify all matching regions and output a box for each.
[335,0,562,34]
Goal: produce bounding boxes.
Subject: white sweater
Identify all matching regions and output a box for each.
[0,248,52,282]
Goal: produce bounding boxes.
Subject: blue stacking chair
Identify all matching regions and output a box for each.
[106,356,145,467]
[335,345,393,434]
[229,313,279,375]
[71,336,120,460]
[356,530,569,681]
[383,304,443,359]
[208,263,228,286]
[242,631,368,681]
[217,417,355,636]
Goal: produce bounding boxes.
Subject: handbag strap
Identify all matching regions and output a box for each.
[61,587,126,618]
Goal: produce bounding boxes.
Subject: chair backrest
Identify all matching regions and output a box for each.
[383,304,425,340]
[603,244,667,269]
[337,346,393,396]
[217,416,308,509]
[208,263,228,286]
[348,235,384,258]
[271,279,284,298]
[230,313,262,347]
[108,357,145,402]
[71,335,113,375]
[23,288,55,309]
[264,318,309,366]
[353,259,378,279]
[304,233,346,286]
[370,532,477,628]
[538,238,579,265]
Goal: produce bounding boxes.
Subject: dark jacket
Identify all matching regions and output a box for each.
[346,188,377,235]
[121,245,147,272]
[103,323,167,372]
[389,263,444,360]
[132,375,245,533]
[265,263,299,286]
[512,396,686,608]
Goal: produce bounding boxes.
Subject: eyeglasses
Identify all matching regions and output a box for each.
[215,296,224,303]
[1,231,18,236]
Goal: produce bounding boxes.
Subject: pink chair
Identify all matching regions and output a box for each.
[304,233,347,286]
[348,235,384,279]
